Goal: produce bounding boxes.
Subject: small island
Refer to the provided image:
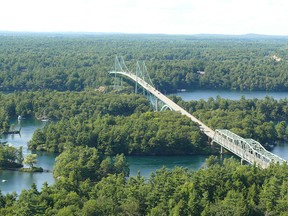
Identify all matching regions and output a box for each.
[0,143,43,172]
[20,153,44,172]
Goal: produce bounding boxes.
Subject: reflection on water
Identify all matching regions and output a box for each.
[2,118,46,154]
[0,170,54,195]
[271,142,288,160]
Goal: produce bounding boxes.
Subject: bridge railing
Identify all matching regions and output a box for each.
[213,129,286,168]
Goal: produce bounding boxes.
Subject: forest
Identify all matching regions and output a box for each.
[0,33,288,93]
[1,33,288,215]
[0,144,23,169]
[1,154,288,215]
[1,91,288,156]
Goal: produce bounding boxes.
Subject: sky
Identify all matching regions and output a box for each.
[1,0,288,35]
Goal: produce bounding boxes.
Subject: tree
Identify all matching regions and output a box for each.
[113,154,129,177]
[275,121,287,139]
[23,154,38,168]
[0,144,23,168]
[17,146,24,164]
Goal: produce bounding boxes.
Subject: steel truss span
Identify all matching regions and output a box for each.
[109,57,287,169]
[212,129,286,168]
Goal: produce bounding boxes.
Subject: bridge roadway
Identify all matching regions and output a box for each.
[110,70,287,168]
[110,71,215,139]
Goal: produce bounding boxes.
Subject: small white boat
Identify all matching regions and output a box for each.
[2,179,7,183]
[18,115,22,120]
[38,110,49,122]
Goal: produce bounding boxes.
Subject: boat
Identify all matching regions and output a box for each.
[18,115,22,121]
[2,180,7,183]
[41,118,49,122]
[2,127,21,135]
[37,110,49,122]
[41,113,49,121]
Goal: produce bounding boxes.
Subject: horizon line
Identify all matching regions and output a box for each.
[1,30,288,38]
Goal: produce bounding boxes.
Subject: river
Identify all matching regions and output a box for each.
[174,90,288,159]
[0,118,208,195]
[174,89,288,101]
[0,119,57,195]
[1,90,288,195]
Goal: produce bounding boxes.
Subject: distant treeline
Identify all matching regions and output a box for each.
[1,33,288,93]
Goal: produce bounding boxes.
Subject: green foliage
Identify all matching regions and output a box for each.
[1,90,151,120]
[53,146,129,184]
[1,34,288,93]
[2,33,288,215]
[1,157,288,215]
[0,98,10,133]
[23,154,37,168]
[20,167,43,172]
[29,111,206,155]
[178,96,288,145]
[0,144,23,169]
[2,89,288,157]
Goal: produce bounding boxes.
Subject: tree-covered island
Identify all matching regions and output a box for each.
[0,143,43,172]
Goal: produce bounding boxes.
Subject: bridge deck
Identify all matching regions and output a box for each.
[110,71,215,138]
[213,129,286,168]
[110,70,287,168]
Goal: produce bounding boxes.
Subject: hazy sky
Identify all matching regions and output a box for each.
[1,0,287,35]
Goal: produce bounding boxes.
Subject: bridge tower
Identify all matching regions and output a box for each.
[112,56,129,90]
[111,57,171,111]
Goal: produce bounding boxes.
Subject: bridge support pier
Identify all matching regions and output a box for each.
[241,158,244,165]
[155,98,159,111]
[220,146,223,154]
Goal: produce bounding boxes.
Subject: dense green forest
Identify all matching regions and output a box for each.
[1,33,288,93]
[28,111,206,155]
[2,91,288,156]
[0,144,23,169]
[0,91,207,155]
[0,91,151,134]
[1,154,288,215]
[173,95,288,144]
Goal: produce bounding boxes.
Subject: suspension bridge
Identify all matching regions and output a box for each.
[110,57,286,169]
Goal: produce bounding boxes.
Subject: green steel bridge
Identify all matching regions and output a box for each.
[110,57,286,169]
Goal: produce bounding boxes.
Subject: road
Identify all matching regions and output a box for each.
[111,71,215,138]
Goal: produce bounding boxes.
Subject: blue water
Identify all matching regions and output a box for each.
[174,90,288,101]
[0,119,57,195]
[127,155,207,178]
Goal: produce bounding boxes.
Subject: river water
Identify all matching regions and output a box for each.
[174,90,288,101]
[1,90,288,195]
[0,119,57,195]
[0,118,207,194]
[174,90,288,159]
